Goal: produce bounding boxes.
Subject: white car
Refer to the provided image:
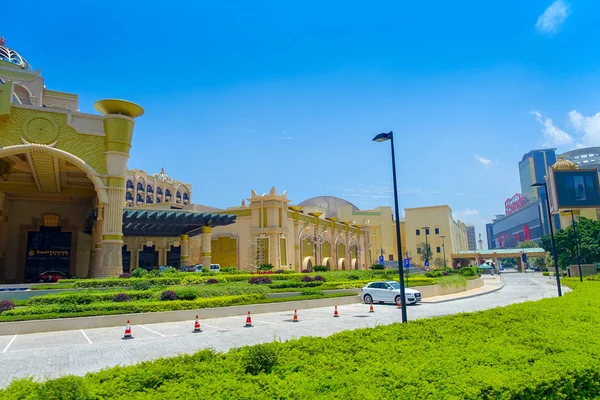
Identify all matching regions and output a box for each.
[361,281,422,305]
[194,264,221,273]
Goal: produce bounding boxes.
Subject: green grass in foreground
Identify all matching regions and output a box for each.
[2,281,600,399]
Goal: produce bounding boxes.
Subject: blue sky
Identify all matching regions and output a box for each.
[4,0,600,246]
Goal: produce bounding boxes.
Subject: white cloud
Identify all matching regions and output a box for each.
[536,0,570,34]
[475,155,492,166]
[530,110,573,147]
[454,209,480,220]
[568,110,600,147]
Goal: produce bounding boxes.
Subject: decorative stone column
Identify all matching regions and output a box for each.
[88,207,104,277]
[289,206,302,271]
[180,234,189,267]
[201,227,212,267]
[94,99,144,277]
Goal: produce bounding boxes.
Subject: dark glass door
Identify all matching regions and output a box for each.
[122,245,131,273]
[138,245,158,270]
[25,227,71,282]
[167,245,181,268]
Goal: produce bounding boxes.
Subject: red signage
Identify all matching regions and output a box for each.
[505,193,527,215]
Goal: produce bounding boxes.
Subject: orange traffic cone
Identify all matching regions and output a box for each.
[333,305,339,318]
[369,301,374,313]
[122,320,133,340]
[244,311,253,327]
[193,315,202,333]
[397,298,402,309]
[293,309,299,322]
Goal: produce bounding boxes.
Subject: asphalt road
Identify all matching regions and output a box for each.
[0,273,565,388]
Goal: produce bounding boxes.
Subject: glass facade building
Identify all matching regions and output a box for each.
[518,149,560,235]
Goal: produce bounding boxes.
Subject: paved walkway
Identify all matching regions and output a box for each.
[0,273,565,388]
[421,275,503,303]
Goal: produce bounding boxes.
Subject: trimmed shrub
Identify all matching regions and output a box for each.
[300,288,324,296]
[313,275,326,282]
[131,268,147,278]
[118,273,131,279]
[347,274,359,280]
[370,263,385,270]
[458,266,477,277]
[273,270,286,274]
[0,300,15,314]
[132,280,151,291]
[313,265,330,272]
[542,271,550,276]
[268,281,323,289]
[424,270,444,278]
[160,290,178,301]
[258,263,274,271]
[173,287,197,301]
[205,278,219,284]
[162,267,179,274]
[112,293,131,303]
[301,276,314,282]
[221,266,237,273]
[301,269,312,273]
[148,269,161,277]
[243,343,278,375]
[248,277,272,285]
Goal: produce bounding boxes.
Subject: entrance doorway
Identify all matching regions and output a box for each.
[167,245,181,268]
[122,245,131,273]
[25,227,71,282]
[138,245,158,270]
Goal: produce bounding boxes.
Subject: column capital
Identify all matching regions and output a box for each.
[180,234,189,241]
[202,226,212,234]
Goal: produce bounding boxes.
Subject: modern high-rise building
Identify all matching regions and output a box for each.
[518,149,560,235]
[560,147,600,172]
[466,225,476,251]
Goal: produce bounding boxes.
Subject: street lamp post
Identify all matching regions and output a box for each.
[531,182,562,296]
[373,131,408,323]
[563,210,583,282]
[440,235,447,269]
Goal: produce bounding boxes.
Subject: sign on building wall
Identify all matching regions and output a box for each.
[505,193,527,215]
[548,169,600,212]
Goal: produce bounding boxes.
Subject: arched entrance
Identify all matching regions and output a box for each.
[122,245,131,273]
[351,258,358,270]
[167,244,181,268]
[338,258,348,271]
[322,257,334,270]
[302,256,315,271]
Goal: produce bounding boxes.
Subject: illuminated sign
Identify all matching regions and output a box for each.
[27,250,70,257]
[505,193,527,215]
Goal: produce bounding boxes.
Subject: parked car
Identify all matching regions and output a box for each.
[194,264,221,273]
[179,265,195,272]
[360,281,422,305]
[158,265,172,272]
[39,270,68,283]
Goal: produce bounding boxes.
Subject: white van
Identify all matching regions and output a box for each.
[194,264,220,273]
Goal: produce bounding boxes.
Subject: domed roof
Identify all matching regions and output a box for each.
[552,155,578,170]
[298,196,359,218]
[0,37,34,72]
[153,167,171,182]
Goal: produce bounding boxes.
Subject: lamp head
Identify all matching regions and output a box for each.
[372,131,393,142]
[530,182,545,188]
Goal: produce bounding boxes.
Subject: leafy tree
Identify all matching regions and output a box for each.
[433,257,445,269]
[500,258,517,268]
[541,217,600,270]
[417,242,432,264]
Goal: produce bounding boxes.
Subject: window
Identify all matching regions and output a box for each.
[425,228,430,235]
[416,229,420,235]
[435,228,439,234]
[136,182,144,191]
[436,247,441,253]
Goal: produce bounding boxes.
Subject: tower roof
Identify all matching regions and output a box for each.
[552,155,578,170]
[0,37,34,72]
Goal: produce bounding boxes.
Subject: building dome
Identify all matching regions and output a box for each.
[552,155,578,170]
[0,37,34,72]
[298,196,359,218]
[153,167,171,182]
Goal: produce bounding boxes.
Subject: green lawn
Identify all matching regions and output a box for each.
[1,279,599,399]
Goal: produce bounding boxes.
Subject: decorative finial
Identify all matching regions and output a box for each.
[161,167,164,173]
[0,37,5,46]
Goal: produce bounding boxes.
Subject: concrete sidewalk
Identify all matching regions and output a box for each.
[421,276,504,303]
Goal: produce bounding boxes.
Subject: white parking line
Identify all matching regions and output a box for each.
[137,325,166,337]
[80,329,92,344]
[201,323,228,330]
[2,335,17,353]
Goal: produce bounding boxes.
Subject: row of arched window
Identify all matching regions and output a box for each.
[125,180,189,206]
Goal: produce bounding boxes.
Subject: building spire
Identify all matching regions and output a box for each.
[0,36,5,46]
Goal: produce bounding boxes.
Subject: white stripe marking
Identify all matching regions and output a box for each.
[80,329,92,344]
[2,335,17,353]
[137,325,166,337]
[201,323,227,330]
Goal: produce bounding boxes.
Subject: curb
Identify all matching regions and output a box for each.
[421,283,505,304]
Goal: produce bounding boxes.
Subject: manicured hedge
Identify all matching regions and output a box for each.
[2,282,599,398]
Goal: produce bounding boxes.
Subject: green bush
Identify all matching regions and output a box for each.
[172,287,197,300]
[300,288,324,296]
[258,263,274,271]
[268,281,322,289]
[347,274,360,280]
[542,271,550,276]
[436,275,467,288]
[242,343,279,375]
[424,270,443,278]
[131,268,147,278]
[132,280,151,291]
[312,265,330,272]
[221,266,237,273]
[370,263,385,270]
[458,266,477,277]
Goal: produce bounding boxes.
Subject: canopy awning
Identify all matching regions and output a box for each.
[122,209,236,237]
